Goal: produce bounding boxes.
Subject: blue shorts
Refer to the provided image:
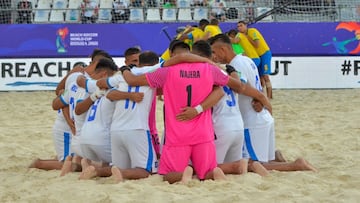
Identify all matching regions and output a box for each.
[251,58,261,68]
[259,50,272,76]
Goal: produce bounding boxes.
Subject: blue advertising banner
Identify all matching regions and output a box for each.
[0,22,359,57]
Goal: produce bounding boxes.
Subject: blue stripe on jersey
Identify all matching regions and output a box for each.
[244,129,259,161]
[59,95,68,106]
[106,78,112,88]
[62,132,71,161]
[146,130,154,172]
[85,79,89,93]
[124,86,131,109]
[132,86,140,109]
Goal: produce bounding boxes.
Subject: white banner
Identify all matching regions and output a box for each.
[0,58,125,91]
[269,56,360,89]
[0,56,359,91]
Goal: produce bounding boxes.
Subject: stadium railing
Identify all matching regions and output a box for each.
[0,0,359,24]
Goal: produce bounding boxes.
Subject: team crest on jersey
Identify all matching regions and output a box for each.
[71,84,78,92]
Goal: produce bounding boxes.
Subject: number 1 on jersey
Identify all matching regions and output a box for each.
[186,85,192,107]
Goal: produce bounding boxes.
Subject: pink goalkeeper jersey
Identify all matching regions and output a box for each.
[146,62,229,146]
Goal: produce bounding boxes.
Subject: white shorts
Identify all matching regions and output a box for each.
[111,130,158,173]
[215,130,244,164]
[80,144,112,164]
[71,135,83,158]
[52,128,72,161]
[243,122,275,162]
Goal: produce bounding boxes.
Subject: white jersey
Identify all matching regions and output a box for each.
[60,72,91,136]
[80,92,115,145]
[230,55,273,128]
[110,79,155,131]
[107,64,161,88]
[212,86,243,135]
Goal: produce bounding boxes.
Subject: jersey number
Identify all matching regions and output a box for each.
[223,86,236,107]
[125,86,140,109]
[87,99,100,121]
[186,85,192,106]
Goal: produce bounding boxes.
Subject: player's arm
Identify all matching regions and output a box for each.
[74,89,105,115]
[247,30,260,48]
[106,89,144,103]
[55,65,84,96]
[225,66,271,113]
[62,106,75,135]
[176,86,224,121]
[52,94,68,110]
[120,66,149,86]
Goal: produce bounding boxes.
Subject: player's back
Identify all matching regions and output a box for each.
[81,95,115,145]
[212,86,244,135]
[111,84,154,132]
[162,62,217,146]
[230,55,271,128]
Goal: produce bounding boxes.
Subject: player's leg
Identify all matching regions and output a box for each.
[261,51,273,99]
[193,141,226,181]
[160,145,191,184]
[261,158,317,172]
[111,130,155,182]
[216,130,246,175]
[29,158,63,170]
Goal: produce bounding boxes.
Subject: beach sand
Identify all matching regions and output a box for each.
[0,89,359,203]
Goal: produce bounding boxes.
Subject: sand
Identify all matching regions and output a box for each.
[0,89,359,203]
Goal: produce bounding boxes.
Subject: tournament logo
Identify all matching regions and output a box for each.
[56,27,69,53]
[322,22,360,55]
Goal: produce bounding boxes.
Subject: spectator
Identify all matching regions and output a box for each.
[192,0,207,7]
[111,0,130,22]
[80,0,99,23]
[130,0,144,7]
[210,0,226,21]
[243,0,255,23]
[163,0,176,8]
[17,0,32,24]
[146,0,158,7]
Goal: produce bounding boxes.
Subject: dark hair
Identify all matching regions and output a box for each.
[139,51,159,66]
[90,48,103,61]
[95,58,118,72]
[227,29,238,36]
[192,40,212,58]
[210,18,219,25]
[124,47,141,57]
[237,20,248,25]
[169,40,190,53]
[199,19,209,27]
[208,34,232,46]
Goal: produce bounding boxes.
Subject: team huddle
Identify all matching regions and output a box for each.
[29,21,316,184]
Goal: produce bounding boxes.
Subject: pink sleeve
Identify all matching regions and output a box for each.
[145,68,168,88]
[211,65,229,86]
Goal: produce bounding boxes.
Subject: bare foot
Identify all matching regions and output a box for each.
[181,166,193,184]
[238,159,248,175]
[81,158,90,171]
[29,158,40,168]
[60,156,73,176]
[251,161,269,177]
[111,166,123,183]
[79,165,97,180]
[213,167,227,181]
[275,150,286,162]
[295,158,318,172]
